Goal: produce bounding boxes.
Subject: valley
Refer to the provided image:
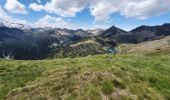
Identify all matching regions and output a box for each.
[0,19,170,60]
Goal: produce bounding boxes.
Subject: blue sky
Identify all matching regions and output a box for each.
[0,0,170,30]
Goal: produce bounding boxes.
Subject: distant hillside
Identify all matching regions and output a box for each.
[100,25,127,38]
[0,19,170,59]
[119,36,170,54]
[55,37,117,58]
[55,40,105,58]
[100,23,170,43]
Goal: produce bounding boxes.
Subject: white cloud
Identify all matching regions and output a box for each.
[119,0,170,19]
[90,0,170,21]
[0,6,9,20]
[29,3,44,11]
[0,6,30,25]
[35,15,78,29]
[4,0,27,14]
[0,6,79,29]
[29,0,89,17]
[2,0,170,30]
[90,0,120,21]
[29,0,170,21]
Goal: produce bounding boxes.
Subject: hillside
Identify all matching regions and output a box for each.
[119,36,170,54]
[0,19,170,60]
[55,39,106,58]
[0,52,170,100]
[54,37,117,58]
[100,23,170,43]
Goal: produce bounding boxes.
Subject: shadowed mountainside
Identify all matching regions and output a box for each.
[0,19,170,59]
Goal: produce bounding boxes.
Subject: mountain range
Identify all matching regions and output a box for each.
[0,19,170,59]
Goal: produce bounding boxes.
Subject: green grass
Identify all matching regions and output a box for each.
[0,53,170,100]
[101,80,114,95]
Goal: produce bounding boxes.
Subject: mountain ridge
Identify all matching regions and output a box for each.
[0,19,170,59]
[0,19,31,29]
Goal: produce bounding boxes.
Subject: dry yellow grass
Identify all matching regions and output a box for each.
[119,36,170,54]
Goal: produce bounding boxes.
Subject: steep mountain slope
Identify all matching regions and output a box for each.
[0,21,103,59]
[0,19,107,59]
[155,23,170,36]
[100,23,170,43]
[0,27,82,59]
[0,18,170,59]
[128,23,170,43]
[100,25,127,38]
[99,25,142,43]
[0,27,25,42]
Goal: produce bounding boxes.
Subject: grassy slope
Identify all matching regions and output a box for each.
[119,36,170,54]
[0,53,170,100]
